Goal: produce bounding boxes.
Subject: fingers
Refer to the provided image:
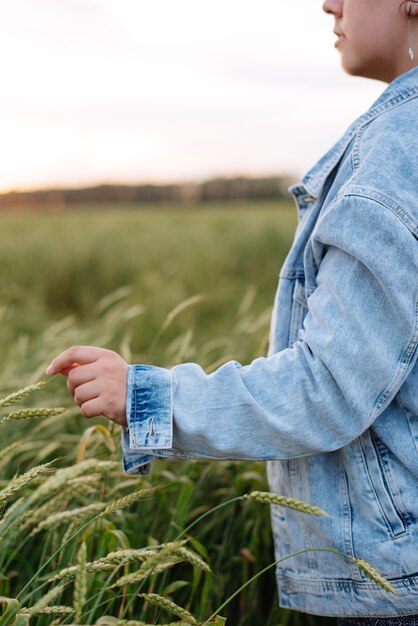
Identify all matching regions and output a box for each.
[73,381,99,407]
[60,363,80,376]
[46,346,103,375]
[79,398,103,419]
[69,380,101,418]
[67,363,97,397]
[68,363,97,387]
[47,346,129,427]
[67,376,75,398]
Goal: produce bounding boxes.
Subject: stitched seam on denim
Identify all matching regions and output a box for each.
[277,570,418,592]
[339,469,357,565]
[132,366,145,446]
[126,365,135,447]
[319,191,418,421]
[279,269,305,279]
[154,448,297,460]
[132,377,138,447]
[293,279,307,307]
[303,90,418,198]
[132,365,172,452]
[368,431,407,536]
[342,188,418,237]
[338,618,418,625]
[131,365,153,447]
[370,429,409,529]
[169,368,173,449]
[277,571,418,618]
[124,456,153,469]
[279,581,416,619]
[356,439,406,539]
[287,281,299,348]
[362,88,418,124]
[153,450,230,460]
[289,300,306,347]
[351,127,363,172]
[374,300,418,416]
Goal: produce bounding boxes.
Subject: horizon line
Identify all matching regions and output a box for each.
[0,171,298,196]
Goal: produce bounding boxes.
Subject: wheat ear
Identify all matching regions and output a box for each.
[95,615,153,626]
[0,496,27,540]
[31,502,106,536]
[112,557,180,588]
[138,541,187,574]
[50,561,115,583]
[73,541,88,623]
[29,460,119,502]
[352,558,396,594]
[25,582,66,615]
[19,490,70,533]
[111,622,154,626]
[0,463,53,504]
[0,381,47,407]
[175,547,211,572]
[24,605,74,616]
[113,545,212,586]
[241,491,328,516]
[65,474,105,495]
[99,548,156,565]
[111,544,184,587]
[49,549,156,582]
[166,622,225,626]
[100,487,155,517]
[0,407,66,424]
[138,593,198,625]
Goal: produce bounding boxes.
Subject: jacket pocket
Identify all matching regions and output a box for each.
[288,278,308,347]
[358,431,407,538]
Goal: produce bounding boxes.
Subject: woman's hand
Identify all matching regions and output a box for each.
[46,346,129,427]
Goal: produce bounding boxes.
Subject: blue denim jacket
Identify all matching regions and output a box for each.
[122,68,418,617]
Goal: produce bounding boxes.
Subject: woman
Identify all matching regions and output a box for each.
[47,0,418,622]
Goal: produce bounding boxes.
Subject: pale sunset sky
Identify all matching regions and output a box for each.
[0,0,384,192]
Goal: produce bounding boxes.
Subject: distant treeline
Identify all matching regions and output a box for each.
[0,175,293,211]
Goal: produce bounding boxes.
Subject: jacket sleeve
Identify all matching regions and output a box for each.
[122,192,418,472]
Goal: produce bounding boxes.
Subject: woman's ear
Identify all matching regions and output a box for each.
[406,1,418,17]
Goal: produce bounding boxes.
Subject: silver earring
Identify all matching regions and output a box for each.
[408,4,415,61]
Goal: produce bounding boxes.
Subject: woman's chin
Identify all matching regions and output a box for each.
[340,55,394,82]
[340,58,373,80]
[340,55,362,77]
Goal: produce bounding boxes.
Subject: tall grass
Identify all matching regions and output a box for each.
[0,373,393,626]
[0,202,349,625]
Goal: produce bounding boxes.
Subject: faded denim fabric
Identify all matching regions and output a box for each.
[122,68,418,617]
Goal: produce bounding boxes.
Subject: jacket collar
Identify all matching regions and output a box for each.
[293,66,418,200]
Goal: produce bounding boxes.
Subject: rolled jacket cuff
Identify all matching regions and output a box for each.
[121,427,154,475]
[126,364,173,449]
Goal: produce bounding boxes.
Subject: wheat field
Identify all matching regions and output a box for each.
[0,202,361,625]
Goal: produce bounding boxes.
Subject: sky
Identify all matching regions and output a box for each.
[0,0,385,192]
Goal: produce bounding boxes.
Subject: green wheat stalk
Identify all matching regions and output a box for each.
[138,593,198,625]
[0,381,47,408]
[0,407,66,424]
[241,490,328,516]
[73,541,88,623]
[0,463,53,504]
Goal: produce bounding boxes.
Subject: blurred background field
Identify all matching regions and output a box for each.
[0,201,296,365]
[0,202,336,626]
